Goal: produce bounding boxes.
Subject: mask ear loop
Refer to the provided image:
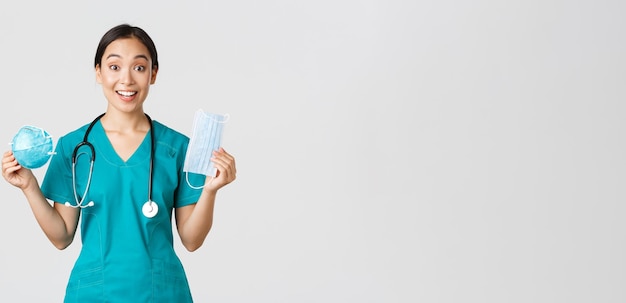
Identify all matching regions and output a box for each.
[42,129,57,156]
[219,113,230,123]
[198,110,230,123]
[186,172,213,190]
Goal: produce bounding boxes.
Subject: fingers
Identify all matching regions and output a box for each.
[3,150,15,163]
[2,151,23,185]
[2,151,21,173]
[210,147,236,184]
[214,148,235,166]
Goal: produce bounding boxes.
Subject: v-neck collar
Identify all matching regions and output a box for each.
[91,120,152,166]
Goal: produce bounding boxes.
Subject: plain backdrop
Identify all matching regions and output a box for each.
[1,1,624,302]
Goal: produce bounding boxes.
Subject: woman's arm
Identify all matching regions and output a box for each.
[2,151,80,250]
[175,148,236,252]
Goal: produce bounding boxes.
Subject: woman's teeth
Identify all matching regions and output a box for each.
[117,91,137,97]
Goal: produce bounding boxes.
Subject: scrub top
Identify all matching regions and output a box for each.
[41,118,206,303]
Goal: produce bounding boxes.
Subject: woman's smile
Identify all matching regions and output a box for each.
[117,90,137,101]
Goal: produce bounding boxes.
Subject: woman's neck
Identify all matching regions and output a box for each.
[100,110,150,133]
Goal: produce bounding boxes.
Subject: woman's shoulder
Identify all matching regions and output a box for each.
[152,120,190,144]
[57,121,94,144]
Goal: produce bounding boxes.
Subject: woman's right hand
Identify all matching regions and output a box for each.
[2,151,36,190]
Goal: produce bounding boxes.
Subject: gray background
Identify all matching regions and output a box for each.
[1,0,624,302]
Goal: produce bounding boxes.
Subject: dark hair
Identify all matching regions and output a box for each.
[94,24,159,70]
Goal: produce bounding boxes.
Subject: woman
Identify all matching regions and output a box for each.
[1,24,236,302]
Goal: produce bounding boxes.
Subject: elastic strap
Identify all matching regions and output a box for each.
[185,172,214,190]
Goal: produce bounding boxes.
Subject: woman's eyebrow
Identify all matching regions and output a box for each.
[105,54,149,61]
[106,53,121,60]
[134,54,149,61]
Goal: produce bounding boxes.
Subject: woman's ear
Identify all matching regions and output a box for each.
[150,65,158,84]
[95,64,103,84]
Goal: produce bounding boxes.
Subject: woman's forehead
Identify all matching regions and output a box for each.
[103,37,150,61]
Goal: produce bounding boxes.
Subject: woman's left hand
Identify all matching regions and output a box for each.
[204,147,236,192]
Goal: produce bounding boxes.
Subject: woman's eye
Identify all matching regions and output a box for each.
[134,66,146,72]
[109,65,119,71]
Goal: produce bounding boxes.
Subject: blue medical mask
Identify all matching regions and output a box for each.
[10,125,55,169]
[183,110,229,179]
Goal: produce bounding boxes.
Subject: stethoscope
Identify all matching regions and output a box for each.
[65,113,159,218]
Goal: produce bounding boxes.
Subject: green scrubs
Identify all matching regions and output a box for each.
[41,119,205,303]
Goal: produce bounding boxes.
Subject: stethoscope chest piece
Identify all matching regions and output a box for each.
[142,201,158,218]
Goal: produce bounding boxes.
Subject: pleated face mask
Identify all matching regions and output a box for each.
[10,125,55,169]
[183,110,229,179]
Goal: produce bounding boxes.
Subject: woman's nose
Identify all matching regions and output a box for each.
[119,68,135,85]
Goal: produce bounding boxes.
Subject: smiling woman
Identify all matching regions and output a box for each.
[95,33,157,116]
[0,24,237,303]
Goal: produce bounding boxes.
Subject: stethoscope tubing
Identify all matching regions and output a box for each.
[67,113,154,210]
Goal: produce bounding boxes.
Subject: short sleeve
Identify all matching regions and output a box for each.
[175,171,206,208]
[41,135,75,204]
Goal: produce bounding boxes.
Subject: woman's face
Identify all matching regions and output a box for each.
[95,37,158,114]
